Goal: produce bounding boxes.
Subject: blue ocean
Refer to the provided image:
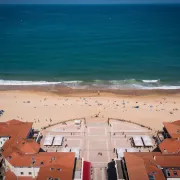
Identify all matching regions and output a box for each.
[0,4,180,89]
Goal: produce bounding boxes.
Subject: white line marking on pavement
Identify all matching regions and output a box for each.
[106,142,110,162]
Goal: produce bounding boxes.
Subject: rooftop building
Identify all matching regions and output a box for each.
[0,119,33,151]
[159,138,180,154]
[122,120,180,180]
[0,120,87,180]
[163,120,180,138]
[124,152,180,180]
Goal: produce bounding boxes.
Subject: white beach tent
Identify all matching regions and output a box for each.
[53,135,64,146]
[74,120,81,126]
[43,135,54,146]
[141,135,153,147]
[132,136,144,147]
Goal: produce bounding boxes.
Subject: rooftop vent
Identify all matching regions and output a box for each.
[7,156,12,160]
[51,157,55,161]
[50,167,54,171]
[40,162,44,165]
[47,178,53,180]
[57,168,61,171]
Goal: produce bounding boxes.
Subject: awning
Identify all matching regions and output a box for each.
[141,135,153,146]
[133,136,144,147]
[53,135,64,146]
[74,120,81,124]
[83,161,91,180]
[43,135,54,146]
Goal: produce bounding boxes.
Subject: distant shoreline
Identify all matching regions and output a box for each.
[1,4,180,6]
[0,85,180,96]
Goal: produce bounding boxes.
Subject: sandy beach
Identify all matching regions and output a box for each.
[0,89,180,131]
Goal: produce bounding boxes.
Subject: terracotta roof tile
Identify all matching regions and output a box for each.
[7,152,75,167]
[163,120,180,138]
[172,120,180,126]
[0,120,33,157]
[0,119,33,137]
[124,152,180,180]
[37,164,73,180]
[1,120,76,180]
[16,138,40,154]
[3,170,16,180]
[124,153,149,180]
[16,177,36,180]
[159,138,180,154]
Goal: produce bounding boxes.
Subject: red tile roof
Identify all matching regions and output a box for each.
[0,120,33,157]
[0,119,33,137]
[159,138,180,154]
[16,138,40,154]
[3,170,16,180]
[36,164,73,180]
[163,120,180,138]
[124,152,151,180]
[7,152,75,167]
[124,152,180,180]
[17,178,35,180]
[1,120,77,180]
[36,153,75,180]
[3,150,75,179]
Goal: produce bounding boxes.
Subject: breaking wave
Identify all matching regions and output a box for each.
[0,79,180,90]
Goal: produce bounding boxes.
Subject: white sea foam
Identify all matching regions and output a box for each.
[142,86,180,90]
[0,80,61,86]
[0,79,179,90]
[122,84,180,90]
[142,80,160,83]
[62,81,83,84]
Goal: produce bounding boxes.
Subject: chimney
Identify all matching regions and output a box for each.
[153,156,156,160]
[163,149,167,153]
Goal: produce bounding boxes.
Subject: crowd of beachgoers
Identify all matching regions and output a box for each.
[0,90,180,130]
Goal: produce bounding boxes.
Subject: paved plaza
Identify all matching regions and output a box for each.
[40,118,155,180]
